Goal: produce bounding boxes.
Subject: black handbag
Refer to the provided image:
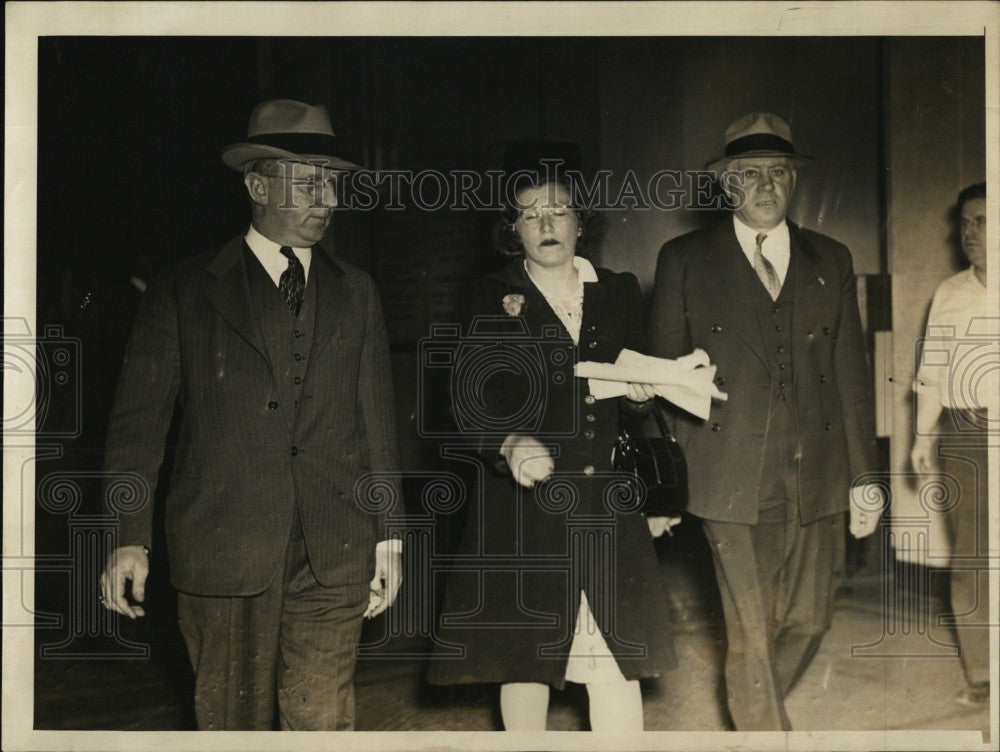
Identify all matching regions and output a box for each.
[611,406,688,517]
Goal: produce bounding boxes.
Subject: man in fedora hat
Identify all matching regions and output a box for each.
[647,112,885,730]
[99,99,403,730]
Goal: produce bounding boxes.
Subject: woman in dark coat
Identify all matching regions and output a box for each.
[427,174,678,730]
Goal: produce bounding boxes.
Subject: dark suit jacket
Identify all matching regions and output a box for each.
[647,219,877,525]
[103,233,401,595]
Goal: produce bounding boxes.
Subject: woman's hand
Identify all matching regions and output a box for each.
[625,382,657,402]
[647,515,682,538]
[501,434,554,488]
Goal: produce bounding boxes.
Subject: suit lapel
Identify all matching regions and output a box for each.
[696,221,769,367]
[788,222,825,361]
[203,235,269,361]
[309,245,351,359]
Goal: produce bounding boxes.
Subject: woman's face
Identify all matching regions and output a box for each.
[513,182,580,270]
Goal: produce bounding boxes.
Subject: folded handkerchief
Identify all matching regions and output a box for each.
[574,348,728,420]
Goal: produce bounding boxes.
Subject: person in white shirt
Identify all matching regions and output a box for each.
[911,182,991,706]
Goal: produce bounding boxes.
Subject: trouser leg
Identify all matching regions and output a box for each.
[275,517,368,730]
[702,514,789,731]
[770,506,842,694]
[177,575,284,730]
[941,440,990,685]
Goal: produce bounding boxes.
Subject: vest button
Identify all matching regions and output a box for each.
[777,346,785,353]
[585,414,596,422]
[294,376,302,385]
[584,395,596,405]
[583,465,595,476]
[820,374,827,383]
[293,329,303,338]
[290,446,299,456]
[711,423,721,432]
[294,353,303,361]
[825,422,832,431]
[716,376,725,386]
[779,381,786,389]
[267,400,279,410]
[822,327,831,335]
[583,429,595,439]
[779,363,786,370]
[775,325,784,333]
[711,324,722,333]
[772,305,780,314]
[587,324,597,333]
[588,341,597,349]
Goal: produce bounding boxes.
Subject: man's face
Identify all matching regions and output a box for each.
[960,197,987,273]
[726,156,797,231]
[247,161,339,247]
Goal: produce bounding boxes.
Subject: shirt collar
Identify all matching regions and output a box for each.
[244,224,313,284]
[523,255,599,291]
[732,215,789,256]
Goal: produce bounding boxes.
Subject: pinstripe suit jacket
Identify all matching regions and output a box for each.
[103,233,401,595]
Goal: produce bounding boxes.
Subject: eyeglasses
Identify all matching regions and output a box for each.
[519,206,574,223]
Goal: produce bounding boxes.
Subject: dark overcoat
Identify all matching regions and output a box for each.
[427,260,675,689]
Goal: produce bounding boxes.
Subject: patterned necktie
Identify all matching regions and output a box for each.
[753,233,781,301]
[278,246,305,316]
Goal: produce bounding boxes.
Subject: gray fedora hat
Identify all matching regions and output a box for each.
[706,112,812,173]
[222,99,363,171]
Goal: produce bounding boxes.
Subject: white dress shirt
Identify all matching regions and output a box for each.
[244,224,313,285]
[733,215,791,286]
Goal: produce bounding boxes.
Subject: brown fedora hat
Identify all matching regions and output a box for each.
[706,112,812,172]
[222,99,363,171]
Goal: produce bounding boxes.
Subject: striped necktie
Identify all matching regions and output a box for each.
[278,246,305,316]
[753,233,781,301]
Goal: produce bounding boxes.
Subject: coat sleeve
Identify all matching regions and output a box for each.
[102,269,182,550]
[357,273,404,534]
[647,240,692,360]
[831,244,879,484]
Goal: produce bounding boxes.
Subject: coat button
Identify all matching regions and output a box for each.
[587,324,597,333]
[585,414,596,422]
[775,325,784,333]
[294,353,303,361]
[772,305,780,314]
[290,446,299,456]
[716,376,725,386]
[777,346,785,354]
[588,341,598,349]
[294,376,302,384]
[711,423,721,432]
[820,374,827,383]
[268,400,279,410]
[825,422,832,431]
[293,329,303,338]
[583,465,595,476]
[779,363,786,370]
[822,327,831,335]
[583,429,595,439]
[711,324,722,333]
[584,395,596,405]
[779,381,786,389]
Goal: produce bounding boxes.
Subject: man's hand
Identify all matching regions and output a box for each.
[647,515,682,538]
[364,547,402,619]
[99,545,149,619]
[849,483,885,539]
[911,435,940,476]
[501,434,554,488]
